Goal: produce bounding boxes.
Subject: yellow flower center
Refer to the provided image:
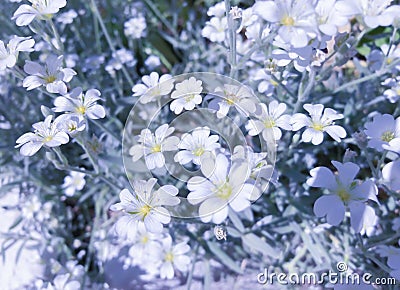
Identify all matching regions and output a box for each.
[185,94,195,102]
[165,252,174,262]
[264,117,276,128]
[281,15,295,26]
[337,188,351,202]
[151,144,162,153]
[44,75,56,84]
[311,122,324,131]
[381,131,395,142]
[141,235,149,244]
[43,136,53,143]
[216,182,233,200]
[68,124,77,132]
[75,106,86,115]
[139,205,152,217]
[192,147,205,157]
[396,88,400,95]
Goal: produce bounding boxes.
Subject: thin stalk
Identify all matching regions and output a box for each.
[48,18,64,53]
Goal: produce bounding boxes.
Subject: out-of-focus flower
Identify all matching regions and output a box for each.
[45,273,81,290]
[53,87,106,120]
[253,0,318,48]
[13,0,67,26]
[187,154,258,224]
[292,104,346,145]
[382,77,400,103]
[202,17,227,43]
[156,235,191,279]
[364,113,400,152]
[124,16,147,39]
[170,77,203,114]
[315,0,348,36]
[0,36,35,70]
[376,243,400,280]
[62,172,86,197]
[15,115,69,156]
[132,72,174,104]
[129,124,179,170]
[174,126,220,165]
[209,84,257,118]
[110,179,180,233]
[23,55,76,94]
[56,9,78,25]
[382,160,400,191]
[247,100,292,141]
[307,161,378,232]
[336,0,400,29]
[144,55,161,70]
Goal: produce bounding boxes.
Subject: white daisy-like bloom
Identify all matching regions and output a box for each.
[110,178,180,233]
[209,84,257,118]
[253,0,318,48]
[382,161,400,192]
[53,87,106,120]
[291,104,347,145]
[55,114,86,136]
[129,124,179,170]
[62,172,86,197]
[0,36,35,70]
[201,16,227,43]
[174,126,220,165]
[124,16,147,39]
[156,235,191,280]
[246,100,292,141]
[23,55,76,94]
[383,77,400,103]
[336,0,400,29]
[187,153,258,224]
[364,114,400,152]
[15,115,69,156]
[132,72,174,104]
[207,1,226,17]
[13,0,67,26]
[315,0,348,36]
[170,77,203,114]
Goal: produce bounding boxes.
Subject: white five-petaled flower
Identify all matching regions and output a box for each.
[110,178,180,233]
[55,114,86,136]
[15,115,69,156]
[315,0,348,36]
[174,126,220,165]
[62,172,86,197]
[247,100,292,141]
[307,161,379,233]
[132,72,174,104]
[364,113,400,152]
[0,36,35,70]
[23,55,76,94]
[53,87,106,120]
[291,104,347,145]
[170,77,203,114]
[209,84,257,118]
[129,124,180,170]
[201,16,228,43]
[187,154,258,224]
[253,0,318,48]
[13,0,67,26]
[156,235,191,279]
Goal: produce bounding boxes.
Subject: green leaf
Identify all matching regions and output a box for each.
[242,233,279,258]
[206,241,243,274]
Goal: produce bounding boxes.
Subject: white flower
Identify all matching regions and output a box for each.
[253,0,318,48]
[0,36,35,70]
[55,114,86,136]
[13,0,67,26]
[383,77,400,103]
[15,115,69,156]
[364,114,400,152]
[382,161,400,191]
[53,87,106,120]
[207,1,226,17]
[336,0,400,29]
[62,172,86,197]
[201,16,227,43]
[174,127,220,165]
[124,16,147,39]
[46,273,81,290]
[56,9,78,25]
[291,104,347,145]
[110,179,180,233]
[156,235,191,279]
[247,101,292,141]
[170,77,203,114]
[187,154,258,224]
[129,124,179,170]
[23,55,76,94]
[315,0,348,36]
[209,84,257,118]
[132,72,174,104]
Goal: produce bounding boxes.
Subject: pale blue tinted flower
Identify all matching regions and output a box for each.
[364,113,400,152]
